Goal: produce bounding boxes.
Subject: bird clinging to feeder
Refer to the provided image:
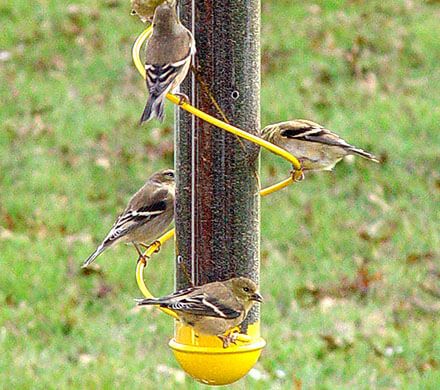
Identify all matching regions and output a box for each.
[82,169,175,268]
[261,119,379,173]
[139,1,196,123]
[136,277,263,348]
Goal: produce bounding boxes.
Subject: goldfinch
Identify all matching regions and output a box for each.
[261,119,379,172]
[136,277,262,347]
[130,0,173,23]
[140,1,195,123]
[82,169,175,268]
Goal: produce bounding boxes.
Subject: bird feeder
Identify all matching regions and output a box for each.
[132,0,302,385]
[173,0,263,384]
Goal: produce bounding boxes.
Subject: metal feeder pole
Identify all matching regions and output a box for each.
[170,0,264,385]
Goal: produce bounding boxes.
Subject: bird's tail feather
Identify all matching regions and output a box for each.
[140,95,165,124]
[82,244,106,268]
[349,147,379,163]
[135,298,160,306]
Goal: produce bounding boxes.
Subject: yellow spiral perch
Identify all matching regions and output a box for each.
[132,26,302,385]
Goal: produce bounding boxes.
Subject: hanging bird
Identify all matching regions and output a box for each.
[136,277,263,347]
[261,119,379,172]
[140,1,196,123]
[82,169,175,268]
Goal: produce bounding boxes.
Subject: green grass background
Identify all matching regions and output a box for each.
[1,0,439,388]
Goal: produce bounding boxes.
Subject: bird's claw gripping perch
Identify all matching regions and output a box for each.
[137,252,149,266]
[219,331,240,348]
[151,240,162,253]
[136,240,162,265]
[174,92,190,106]
[291,168,304,182]
[133,243,146,264]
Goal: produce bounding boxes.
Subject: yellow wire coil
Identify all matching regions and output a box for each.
[135,228,178,319]
[133,27,299,316]
[259,176,293,197]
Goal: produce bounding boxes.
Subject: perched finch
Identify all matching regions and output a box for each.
[82,169,175,268]
[140,1,195,123]
[136,277,263,347]
[130,0,173,23]
[261,119,379,172]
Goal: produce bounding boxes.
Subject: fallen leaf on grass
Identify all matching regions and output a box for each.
[95,156,111,169]
[307,4,321,15]
[78,353,96,365]
[420,280,440,299]
[320,333,353,351]
[361,334,389,358]
[297,263,382,304]
[427,262,440,278]
[367,191,391,213]
[418,358,439,372]
[5,294,16,307]
[51,55,66,71]
[378,151,389,164]
[80,264,104,276]
[354,264,382,296]
[2,211,15,230]
[105,0,120,8]
[410,296,440,314]
[67,4,100,21]
[406,252,436,264]
[95,281,113,299]
[434,176,440,192]
[0,227,14,240]
[319,296,338,312]
[359,72,378,95]
[358,219,397,243]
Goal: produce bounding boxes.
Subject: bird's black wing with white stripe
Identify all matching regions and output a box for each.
[102,200,167,244]
[140,57,190,123]
[146,57,189,97]
[279,123,352,148]
[166,293,241,318]
[82,201,165,268]
[137,293,241,319]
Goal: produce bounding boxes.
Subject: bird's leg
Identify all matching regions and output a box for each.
[139,241,161,254]
[151,240,161,253]
[133,243,148,265]
[174,92,190,106]
[218,335,229,348]
[218,331,239,348]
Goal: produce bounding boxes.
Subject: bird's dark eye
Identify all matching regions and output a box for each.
[243,287,250,292]
[165,171,174,178]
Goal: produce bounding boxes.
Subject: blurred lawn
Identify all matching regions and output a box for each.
[1,0,439,388]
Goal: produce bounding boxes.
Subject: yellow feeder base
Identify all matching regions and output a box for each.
[169,322,265,385]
